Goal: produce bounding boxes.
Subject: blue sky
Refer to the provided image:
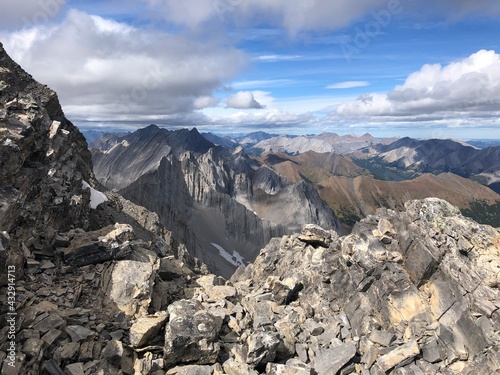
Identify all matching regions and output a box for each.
[1,0,500,139]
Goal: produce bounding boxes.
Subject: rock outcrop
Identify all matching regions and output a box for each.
[0,42,95,237]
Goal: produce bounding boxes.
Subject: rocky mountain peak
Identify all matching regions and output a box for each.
[0,43,94,235]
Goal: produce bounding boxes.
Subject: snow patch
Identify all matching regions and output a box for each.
[211,243,246,268]
[82,180,108,209]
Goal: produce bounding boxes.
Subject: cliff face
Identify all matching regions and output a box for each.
[0,43,205,374]
[92,128,342,277]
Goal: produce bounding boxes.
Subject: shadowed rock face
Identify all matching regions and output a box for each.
[0,42,101,288]
[92,128,343,277]
[0,42,94,236]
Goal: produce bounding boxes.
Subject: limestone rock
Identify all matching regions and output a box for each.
[100,340,123,368]
[65,325,94,342]
[246,331,281,365]
[130,311,169,348]
[64,363,85,375]
[376,340,420,372]
[101,249,158,317]
[266,362,312,375]
[62,224,134,267]
[298,224,335,248]
[223,358,259,375]
[166,365,213,375]
[164,300,222,367]
[312,342,356,375]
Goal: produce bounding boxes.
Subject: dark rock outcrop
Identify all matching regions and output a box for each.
[0,42,94,236]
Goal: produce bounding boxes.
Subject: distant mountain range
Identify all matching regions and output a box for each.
[91,126,342,276]
[350,137,500,192]
[256,150,500,228]
[87,125,500,238]
[89,126,500,249]
[197,131,398,155]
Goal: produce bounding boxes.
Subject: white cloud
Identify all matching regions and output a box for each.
[226,91,266,109]
[204,108,318,133]
[193,96,219,109]
[256,54,303,62]
[326,81,370,89]
[1,10,246,121]
[141,0,219,29]
[140,0,392,34]
[334,50,500,124]
[232,79,297,89]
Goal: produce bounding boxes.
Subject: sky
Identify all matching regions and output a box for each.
[1,0,500,139]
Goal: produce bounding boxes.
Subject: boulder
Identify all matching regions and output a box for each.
[246,331,281,365]
[101,248,158,317]
[129,311,169,348]
[164,300,222,367]
[376,341,420,372]
[312,342,356,375]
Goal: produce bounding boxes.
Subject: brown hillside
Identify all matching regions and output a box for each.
[256,151,367,184]
[318,173,500,224]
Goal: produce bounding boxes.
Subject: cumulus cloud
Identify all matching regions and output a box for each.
[140,0,389,33]
[335,50,500,123]
[226,91,266,109]
[1,10,246,122]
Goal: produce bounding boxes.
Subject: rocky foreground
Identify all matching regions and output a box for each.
[1,42,500,375]
[1,197,500,375]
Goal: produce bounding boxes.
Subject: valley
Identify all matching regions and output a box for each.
[88,128,500,232]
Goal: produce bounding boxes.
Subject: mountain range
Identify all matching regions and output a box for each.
[351,137,500,190]
[89,128,500,231]
[91,126,342,277]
